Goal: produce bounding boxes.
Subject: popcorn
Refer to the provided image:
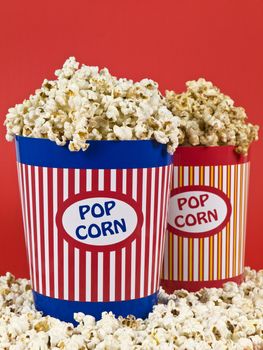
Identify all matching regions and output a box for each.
[0,268,262,349]
[166,78,259,155]
[4,57,180,154]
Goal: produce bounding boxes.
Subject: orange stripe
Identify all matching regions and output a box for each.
[179,166,183,187]
[188,239,193,281]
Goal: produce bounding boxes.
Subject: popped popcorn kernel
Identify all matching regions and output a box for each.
[4,57,180,154]
[166,78,259,155]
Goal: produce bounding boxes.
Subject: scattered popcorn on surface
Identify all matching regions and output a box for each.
[1,268,263,349]
[4,57,180,154]
[165,78,259,155]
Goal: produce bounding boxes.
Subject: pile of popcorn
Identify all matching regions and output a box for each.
[4,57,179,154]
[1,268,263,350]
[165,78,259,155]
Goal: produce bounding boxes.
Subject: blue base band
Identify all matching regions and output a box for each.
[33,291,158,324]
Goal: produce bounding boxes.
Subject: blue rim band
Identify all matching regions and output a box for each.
[15,136,172,169]
[33,290,158,324]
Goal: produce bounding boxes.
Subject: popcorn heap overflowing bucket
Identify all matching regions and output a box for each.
[5,58,259,322]
[161,146,250,292]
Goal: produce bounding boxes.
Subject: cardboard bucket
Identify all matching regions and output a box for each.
[162,146,250,293]
[15,136,172,322]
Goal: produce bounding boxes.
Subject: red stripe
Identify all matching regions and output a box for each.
[135,168,143,299]
[30,166,39,293]
[57,168,64,299]
[151,167,159,293]
[90,170,99,302]
[102,169,111,301]
[125,169,133,300]
[47,168,54,297]
[68,169,75,301]
[144,168,152,297]
[156,167,166,287]
[115,169,123,301]
[79,169,87,301]
[23,165,36,290]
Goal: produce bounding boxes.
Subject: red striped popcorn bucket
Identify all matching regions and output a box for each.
[15,136,172,323]
[161,146,250,293]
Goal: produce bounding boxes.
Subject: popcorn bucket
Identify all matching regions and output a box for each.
[161,146,250,293]
[15,136,172,323]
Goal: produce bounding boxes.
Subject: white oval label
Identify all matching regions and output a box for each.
[167,186,232,238]
[57,191,143,250]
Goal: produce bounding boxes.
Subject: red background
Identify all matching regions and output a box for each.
[0,0,262,278]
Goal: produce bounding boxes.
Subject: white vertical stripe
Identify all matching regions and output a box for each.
[63,169,68,200]
[122,169,127,194]
[97,252,103,302]
[86,169,92,191]
[173,166,178,188]
[213,234,218,280]
[204,166,210,186]
[86,252,91,301]
[27,165,37,292]
[183,238,188,281]
[203,237,209,281]
[229,165,235,277]
[109,251,115,301]
[121,248,126,300]
[183,166,188,186]
[214,166,218,189]
[74,169,80,194]
[140,169,147,297]
[22,164,33,283]
[148,168,155,294]
[63,240,69,300]
[111,169,116,192]
[43,167,50,296]
[132,169,137,200]
[74,248,80,301]
[131,240,136,299]
[53,168,59,298]
[193,238,199,281]
[34,167,42,293]
[98,169,104,191]
[153,167,162,290]
[194,166,199,185]
[173,235,178,280]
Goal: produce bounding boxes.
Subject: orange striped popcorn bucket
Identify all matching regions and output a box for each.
[161,146,250,293]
